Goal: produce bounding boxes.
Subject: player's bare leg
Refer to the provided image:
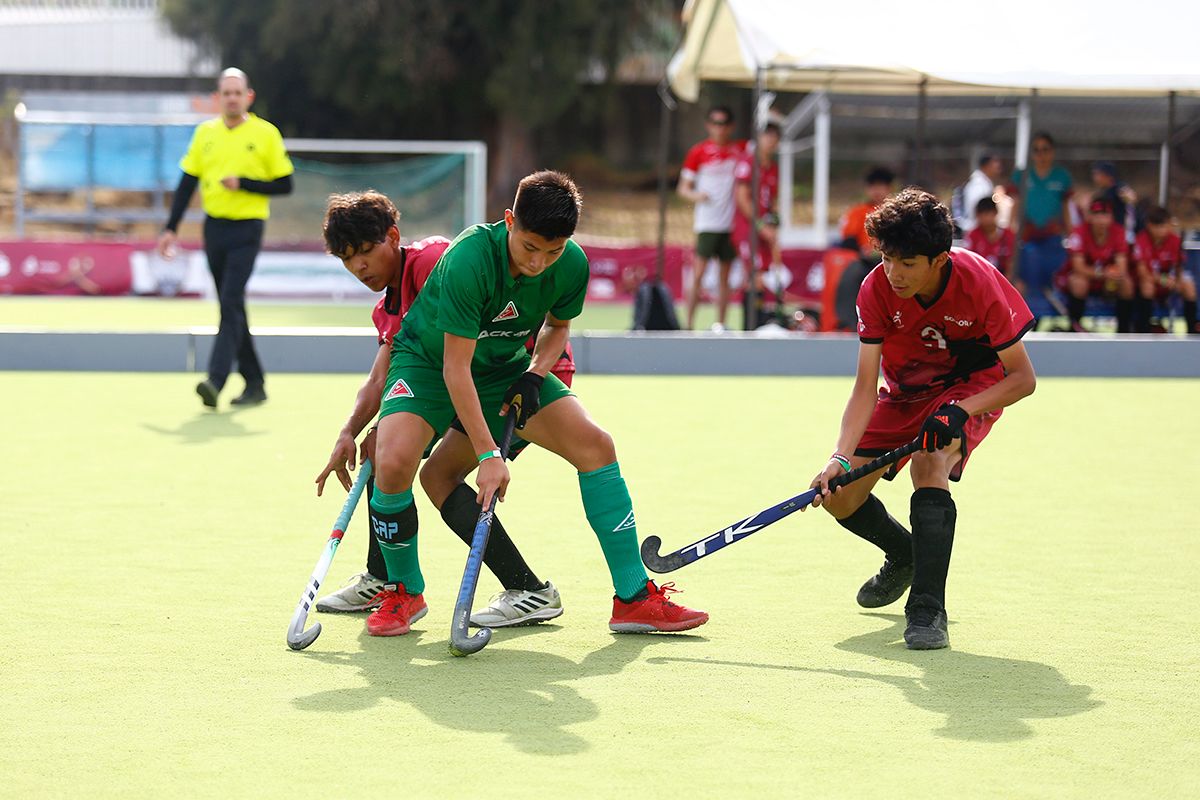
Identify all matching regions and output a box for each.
[686,253,708,330]
[365,411,434,636]
[519,396,708,631]
[714,258,733,329]
[419,428,560,626]
[903,442,963,650]
[818,456,914,609]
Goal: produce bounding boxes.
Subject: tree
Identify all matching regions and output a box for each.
[161,0,679,208]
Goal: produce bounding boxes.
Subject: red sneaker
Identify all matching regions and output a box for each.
[365,584,428,637]
[609,580,709,633]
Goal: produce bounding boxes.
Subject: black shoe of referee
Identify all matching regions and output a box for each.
[231,385,268,406]
[903,595,949,650]
[196,379,219,409]
[856,557,914,608]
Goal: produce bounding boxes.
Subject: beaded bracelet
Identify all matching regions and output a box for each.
[830,453,852,473]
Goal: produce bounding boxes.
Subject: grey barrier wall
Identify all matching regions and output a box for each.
[1,329,1197,377]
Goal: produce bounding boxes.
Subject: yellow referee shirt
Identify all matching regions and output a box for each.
[179,113,294,221]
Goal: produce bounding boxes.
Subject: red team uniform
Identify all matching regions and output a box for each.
[964,226,1016,277]
[1060,222,1129,294]
[372,235,575,385]
[731,153,779,269]
[855,247,1034,479]
[1133,230,1186,299]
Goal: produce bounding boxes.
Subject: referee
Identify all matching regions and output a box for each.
[157,67,294,409]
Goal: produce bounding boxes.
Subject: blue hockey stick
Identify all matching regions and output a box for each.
[641,440,922,573]
[448,408,519,657]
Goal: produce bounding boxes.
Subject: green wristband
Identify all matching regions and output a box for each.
[831,455,852,473]
[477,449,501,464]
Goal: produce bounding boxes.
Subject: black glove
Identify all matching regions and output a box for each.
[502,371,544,429]
[919,403,970,452]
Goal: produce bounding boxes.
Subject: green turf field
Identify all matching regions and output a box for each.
[0,295,741,333]
[2,373,1197,798]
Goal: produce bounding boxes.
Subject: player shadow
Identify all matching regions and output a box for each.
[141,409,266,444]
[293,625,706,756]
[648,613,1100,743]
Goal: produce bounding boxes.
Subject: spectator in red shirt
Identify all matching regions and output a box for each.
[965,197,1016,281]
[678,105,748,330]
[732,122,783,273]
[1060,197,1134,332]
[840,167,895,259]
[1133,205,1197,334]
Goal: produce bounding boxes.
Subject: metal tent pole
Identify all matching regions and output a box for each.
[1159,90,1176,207]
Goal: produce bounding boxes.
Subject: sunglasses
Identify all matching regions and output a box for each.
[708,118,731,126]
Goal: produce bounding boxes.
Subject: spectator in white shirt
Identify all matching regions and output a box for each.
[958,154,1003,233]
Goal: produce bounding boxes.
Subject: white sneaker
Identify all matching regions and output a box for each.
[469,580,564,628]
[315,571,387,613]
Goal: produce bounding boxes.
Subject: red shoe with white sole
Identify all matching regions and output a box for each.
[609,580,709,633]
[365,584,428,636]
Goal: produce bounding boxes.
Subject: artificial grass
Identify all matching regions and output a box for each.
[1,374,1197,797]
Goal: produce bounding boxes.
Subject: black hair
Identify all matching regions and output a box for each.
[512,170,583,240]
[708,105,734,123]
[762,122,782,136]
[1032,131,1055,148]
[322,190,399,256]
[975,196,998,215]
[977,153,998,169]
[1145,205,1171,226]
[865,187,954,259]
[865,166,895,186]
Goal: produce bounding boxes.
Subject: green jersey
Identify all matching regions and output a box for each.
[397,221,589,373]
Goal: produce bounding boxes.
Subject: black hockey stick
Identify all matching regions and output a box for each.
[448,408,519,657]
[641,439,922,573]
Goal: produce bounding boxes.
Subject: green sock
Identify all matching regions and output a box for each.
[578,461,649,602]
[368,487,424,595]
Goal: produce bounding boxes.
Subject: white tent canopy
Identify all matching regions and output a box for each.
[670,0,1200,100]
[667,0,1197,247]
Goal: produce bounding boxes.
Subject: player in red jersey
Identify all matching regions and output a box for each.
[1060,198,1135,332]
[964,197,1016,282]
[311,191,569,627]
[732,123,784,323]
[805,188,1037,650]
[1133,205,1197,334]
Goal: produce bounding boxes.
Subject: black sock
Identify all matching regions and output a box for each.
[364,478,387,581]
[1185,299,1197,334]
[1133,296,1153,333]
[1067,295,1086,328]
[836,494,913,564]
[1115,298,1134,333]
[441,484,543,591]
[907,487,956,610]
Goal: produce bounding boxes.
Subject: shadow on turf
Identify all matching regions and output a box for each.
[142,409,266,444]
[292,626,707,755]
[648,613,1101,743]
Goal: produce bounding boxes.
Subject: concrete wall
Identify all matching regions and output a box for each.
[1,329,1197,377]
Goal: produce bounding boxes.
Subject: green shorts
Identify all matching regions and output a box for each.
[696,231,735,262]
[380,345,574,446]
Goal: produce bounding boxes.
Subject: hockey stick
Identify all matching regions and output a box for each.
[448,408,520,657]
[286,459,373,651]
[641,439,922,573]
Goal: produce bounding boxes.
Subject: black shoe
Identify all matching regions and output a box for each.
[196,379,219,408]
[904,596,949,650]
[230,385,268,406]
[856,558,914,608]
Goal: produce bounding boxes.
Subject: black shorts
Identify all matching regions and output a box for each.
[695,231,736,262]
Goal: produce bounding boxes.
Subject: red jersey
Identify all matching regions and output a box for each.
[731,155,779,246]
[372,236,450,346]
[964,226,1016,275]
[1133,230,1185,277]
[680,138,748,232]
[370,235,575,379]
[856,247,1034,399]
[1066,223,1128,271]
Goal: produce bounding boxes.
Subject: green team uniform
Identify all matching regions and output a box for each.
[379,221,584,442]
